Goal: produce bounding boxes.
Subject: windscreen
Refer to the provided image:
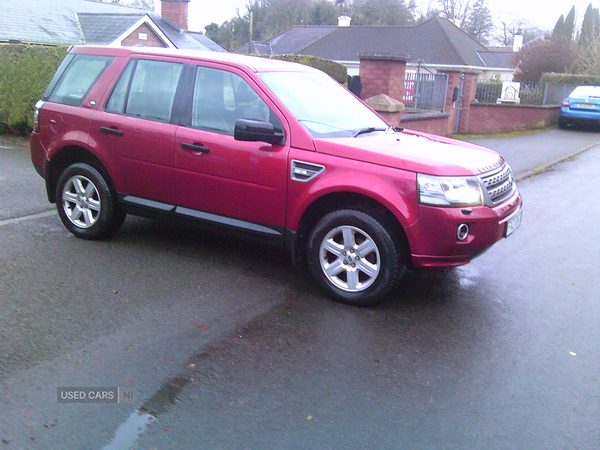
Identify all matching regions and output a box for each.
[258,71,388,138]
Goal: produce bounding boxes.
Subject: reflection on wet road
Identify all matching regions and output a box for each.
[1,145,599,449]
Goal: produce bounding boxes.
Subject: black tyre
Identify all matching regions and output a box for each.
[55,163,125,240]
[558,117,569,129]
[306,208,406,306]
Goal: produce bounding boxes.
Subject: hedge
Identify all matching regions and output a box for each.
[0,46,347,133]
[0,44,68,134]
[541,72,600,86]
[258,54,347,84]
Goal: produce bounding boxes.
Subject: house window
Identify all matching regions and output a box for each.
[138,33,148,41]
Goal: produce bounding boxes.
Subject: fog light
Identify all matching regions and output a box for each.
[457,223,469,241]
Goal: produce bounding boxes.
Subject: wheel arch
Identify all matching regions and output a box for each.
[293,191,410,267]
[47,146,112,203]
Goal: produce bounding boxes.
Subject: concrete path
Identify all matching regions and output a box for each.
[463,127,600,180]
[3,127,600,187]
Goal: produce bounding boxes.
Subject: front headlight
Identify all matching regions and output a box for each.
[417,173,483,207]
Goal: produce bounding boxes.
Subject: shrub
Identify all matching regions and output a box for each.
[0,44,68,134]
[541,72,600,86]
[475,82,503,103]
[259,54,347,84]
[513,39,576,85]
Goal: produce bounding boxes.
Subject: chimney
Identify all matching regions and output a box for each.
[161,0,190,31]
[513,29,523,52]
[338,15,351,27]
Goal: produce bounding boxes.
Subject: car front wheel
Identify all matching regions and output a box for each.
[56,163,125,240]
[307,208,406,306]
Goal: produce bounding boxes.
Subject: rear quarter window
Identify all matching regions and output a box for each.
[47,55,113,106]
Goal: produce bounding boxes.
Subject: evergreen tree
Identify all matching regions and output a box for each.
[564,6,576,41]
[463,0,493,44]
[352,0,417,26]
[552,14,565,39]
[552,6,576,42]
[573,4,600,74]
[579,3,600,47]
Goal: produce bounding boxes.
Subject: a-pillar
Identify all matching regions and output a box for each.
[358,54,408,102]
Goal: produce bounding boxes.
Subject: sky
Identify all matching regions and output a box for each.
[155,0,598,35]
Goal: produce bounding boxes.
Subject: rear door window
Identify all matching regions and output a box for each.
[47,55,113,106]
[105,59,184,123]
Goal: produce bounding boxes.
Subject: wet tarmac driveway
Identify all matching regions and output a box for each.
[1,139,599,449]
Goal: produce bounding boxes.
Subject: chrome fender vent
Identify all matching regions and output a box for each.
[291,160,325,182]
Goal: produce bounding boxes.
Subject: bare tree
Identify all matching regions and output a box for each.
[414,0,440,24]
[437,0,471,27]
[495,16,546,47]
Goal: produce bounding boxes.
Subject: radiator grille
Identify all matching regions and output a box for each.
[481,163,515,204]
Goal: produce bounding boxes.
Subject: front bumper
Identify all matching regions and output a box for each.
[408,190,523,269]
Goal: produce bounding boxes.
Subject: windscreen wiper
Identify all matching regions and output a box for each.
[353,126,390,137]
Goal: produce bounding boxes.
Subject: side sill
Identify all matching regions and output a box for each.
[118,194,286,246]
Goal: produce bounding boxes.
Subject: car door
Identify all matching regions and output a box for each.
[174,63,289,235]
[89,56,187,206]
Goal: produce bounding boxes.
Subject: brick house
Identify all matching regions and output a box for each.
[0,0,226,52]
[237,16,515,80]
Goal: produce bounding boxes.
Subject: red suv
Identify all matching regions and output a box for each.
[31,46,523,306]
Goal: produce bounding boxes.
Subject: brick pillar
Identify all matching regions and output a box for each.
[457,72,479,133]
[161,0,189,30]
[438,69,481,136]
[358,54,408,103]
[364,94,405,127]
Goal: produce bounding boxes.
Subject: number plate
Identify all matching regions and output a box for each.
[505,209,522,238]
[577,103,595,109]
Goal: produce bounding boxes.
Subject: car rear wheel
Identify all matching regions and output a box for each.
[307,208,406,306]
[56,163,125,240]
[558,117,569,129]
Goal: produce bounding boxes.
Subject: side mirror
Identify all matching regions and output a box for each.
[234,119,285,146]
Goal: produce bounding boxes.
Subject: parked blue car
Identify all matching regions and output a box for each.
[559,86,600,129]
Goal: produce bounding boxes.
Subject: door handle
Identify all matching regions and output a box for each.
[182,142,210,154]
[100,126,124,137]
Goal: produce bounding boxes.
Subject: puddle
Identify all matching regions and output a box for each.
[100,376,192,449]
[139,376,191,416]
[455,265,480,288]
[100,409,156,450]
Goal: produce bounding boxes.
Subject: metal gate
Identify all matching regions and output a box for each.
[403,70,448,112]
